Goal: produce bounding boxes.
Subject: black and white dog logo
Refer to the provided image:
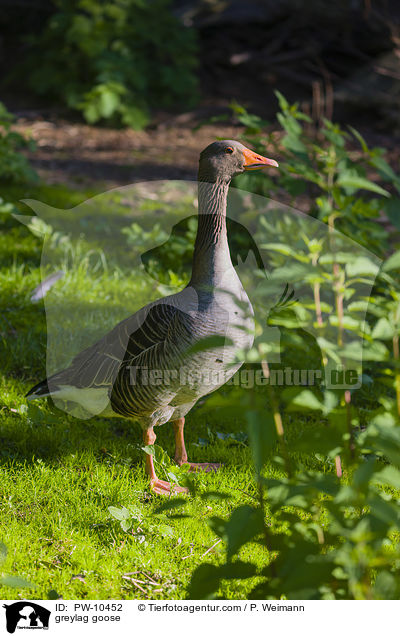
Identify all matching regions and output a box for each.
[3,602,50,633]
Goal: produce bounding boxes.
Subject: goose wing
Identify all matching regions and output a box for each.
[26,301,182,397]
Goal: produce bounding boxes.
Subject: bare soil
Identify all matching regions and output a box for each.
[14,112,247,189]
[12,103,399,194]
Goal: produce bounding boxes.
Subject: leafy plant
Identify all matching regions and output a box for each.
[22,0,198,128]
[108,504,174,545]
[0,102,37,183]
[232,93,397,257]
[187,375,400,599]
[141,444,189,492]
[185,96,400,600]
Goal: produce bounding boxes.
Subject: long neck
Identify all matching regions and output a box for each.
[190,179,233,287]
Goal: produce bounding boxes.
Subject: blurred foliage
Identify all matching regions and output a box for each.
[185,345,400,600]
[20,0,198,128]
[178,95,400,599]
[185,255,400,599]
[3,86,400,598]
[232,92,400,257]
[0,102,37,183]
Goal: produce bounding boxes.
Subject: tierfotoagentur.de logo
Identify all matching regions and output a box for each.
[2,602,50,634]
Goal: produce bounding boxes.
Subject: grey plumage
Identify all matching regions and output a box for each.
[26,140,278,493]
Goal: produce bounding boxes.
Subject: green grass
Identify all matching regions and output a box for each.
[0,185,269,599]
[2,180,396,600]
[0,394,261,600]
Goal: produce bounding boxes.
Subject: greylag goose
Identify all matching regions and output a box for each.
[26,140,278,495]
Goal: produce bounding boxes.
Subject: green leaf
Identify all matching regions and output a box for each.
[187,563,221,599]
[328,314,367,332]
[323,391,339,414]
[362,415,400,467]
[166,471,179,484]
[373,571,398,600]
[98,87,120,118]
[383,198,400,230]
[247,411,277,472]
[281,132,308,155]
[141,445,155,456]
[108,506,130,521]
[120,519,133,532]
[373,465,400,490]
[47,589,61,599]
[158,524,174,538]
[275,90,289,111]
[341,340,388,362]
[371,317,394,340]
[270,262,312,283]
[83,102,100,124]
[334,484,358,505]
[345,256,379,277]
[382,250,400,272]
[370,155,400,190]
[349,126,369,152]
[352,460,376,489]
[290,424,344,456]
[277,112,302,137]
[264,481,308,508]
[285,389,324,412]
[336,173,390,197]
[224,505,265,560]
[120,105,149,130]
[259,242,297,257]
[368,495,400,528]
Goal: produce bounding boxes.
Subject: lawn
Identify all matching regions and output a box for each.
[0,182,268,600]
[2,100,400,600]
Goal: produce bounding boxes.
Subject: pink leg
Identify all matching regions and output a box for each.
[173,418,188,465]
[143,428,188,496]
[173,417,221,473]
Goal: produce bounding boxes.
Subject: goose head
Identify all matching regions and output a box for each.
[198,140,278,183]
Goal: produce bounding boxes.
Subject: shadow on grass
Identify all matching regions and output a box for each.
[1,395,251,477]
[0,403,141,464]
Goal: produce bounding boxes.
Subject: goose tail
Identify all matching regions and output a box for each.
[25,378,53,400]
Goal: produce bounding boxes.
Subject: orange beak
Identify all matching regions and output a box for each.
[242,147,279,170]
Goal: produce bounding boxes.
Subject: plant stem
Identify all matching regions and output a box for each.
[313,281,323,326]
[326,170,346,474]
[328,212,344,347]
[312,253,323,327]
[257,481,278,579]
[335,455,342,478]
[311,240,343,476]
[345,389,355,459]
[393,333,400,418]
[260,358,292,477]
[334,267,344,347]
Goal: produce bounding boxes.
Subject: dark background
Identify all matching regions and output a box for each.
[1,0,399,126]
[1,0,399,185]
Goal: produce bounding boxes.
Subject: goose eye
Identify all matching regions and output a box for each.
[225,147,234,154]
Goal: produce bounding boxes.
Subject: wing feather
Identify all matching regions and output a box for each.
[33,302,180,395]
